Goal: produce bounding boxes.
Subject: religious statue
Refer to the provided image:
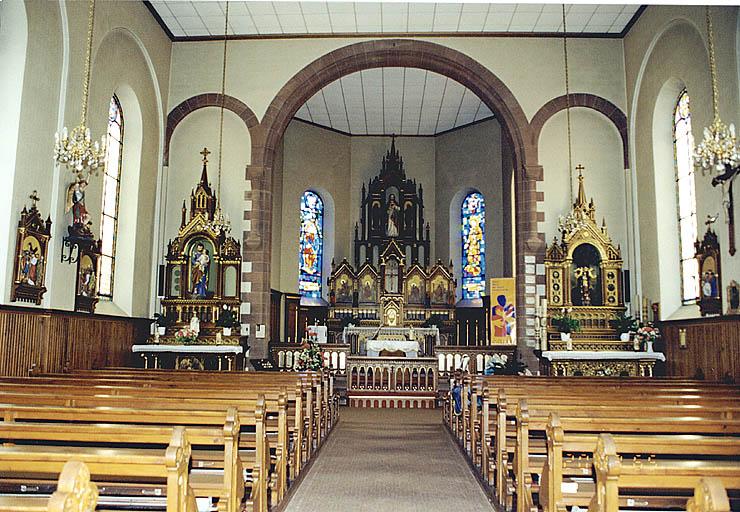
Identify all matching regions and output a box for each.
[189,314,200,334]
[65,179,93,238]
[190,242,210,298]
[702,270,719,298]
[78,259,96,297]
[386,194,400,237]
[574,266,597,306]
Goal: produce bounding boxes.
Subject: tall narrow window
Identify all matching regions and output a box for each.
[674,90,699,303]
[461,192,486,300]
[299,191,324,298]
[99,95,123,298]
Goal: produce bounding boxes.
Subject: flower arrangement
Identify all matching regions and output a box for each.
[215,306,240,329]
[552,308,581,334]
[635,323,660,350]
[609,311,638,334]
[173,327,199,344]
[483,354,529,375]
[295,341,324,371]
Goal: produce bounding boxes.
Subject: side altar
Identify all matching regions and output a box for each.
[539,170,664,376]
[133,149,246,371]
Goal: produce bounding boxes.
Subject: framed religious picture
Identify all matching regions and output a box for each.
[75,239,101,313]
[11,192,52,305]
[727,281,740,315]
[695,228,721,316]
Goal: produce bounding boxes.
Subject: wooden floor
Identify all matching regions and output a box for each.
[283,407,494,511]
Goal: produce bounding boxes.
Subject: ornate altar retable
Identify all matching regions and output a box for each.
[136,149,244,370]
[541,170,664,377]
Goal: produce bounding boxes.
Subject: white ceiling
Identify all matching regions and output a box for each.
[293,68,494,136]
[148,2,643,38]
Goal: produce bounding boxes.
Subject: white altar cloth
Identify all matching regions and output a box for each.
[366,339,420,358]
[541,350,665,362]
[132,344,243,354]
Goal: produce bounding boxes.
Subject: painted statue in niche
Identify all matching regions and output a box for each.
[190,240,212,299]
[18,236,43,287]
[386,194,400,238]
[78,254,97,297]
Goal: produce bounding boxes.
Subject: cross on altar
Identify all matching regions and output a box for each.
[200,147,211,164]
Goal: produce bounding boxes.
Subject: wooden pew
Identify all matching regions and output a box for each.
[0,427,198,512]
[541,413,740,512]
[0,460,98,512]
[589,434,740,512]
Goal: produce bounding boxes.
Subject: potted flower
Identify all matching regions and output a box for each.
[635,323,660,352]
[173,327,198,344]
[552,308,580,347]
[609,311,638,342]
[216,306,239,336]
[295,341,324,371]
[153,313,172,336]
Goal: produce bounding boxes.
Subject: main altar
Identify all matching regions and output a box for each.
[539,170,664,377]
[133,149,246,370]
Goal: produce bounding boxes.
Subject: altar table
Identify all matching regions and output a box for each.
[132,344,244,371]
[540,350,665,377]
[365,339,420,358]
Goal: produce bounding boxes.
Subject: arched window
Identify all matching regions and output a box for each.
[673,90,699,303]
[461,191,486,300]
[299,191,324,298]
[99,95,123,299]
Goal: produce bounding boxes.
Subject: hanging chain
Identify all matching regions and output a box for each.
[217,1,230,202]
[562,4,574,204]
[80,0,96,126]
[706,6,719,121]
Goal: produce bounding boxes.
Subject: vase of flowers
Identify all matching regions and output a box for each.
[635,323,660,352]
[295,341,324,371]
[609,311,637,342]
[174,327,198,344]
[216,306,240,336]
[552,308,580,348]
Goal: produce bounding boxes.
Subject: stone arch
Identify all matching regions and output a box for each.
[164,93,259,165]
[246,39,540,358]
[530,93,629,167]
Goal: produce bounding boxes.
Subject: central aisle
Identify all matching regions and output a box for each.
[284,407,494,511]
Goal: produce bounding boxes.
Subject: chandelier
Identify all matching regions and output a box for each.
[205,2,232,235]
[694,7,739,177]
[54,0,106,180]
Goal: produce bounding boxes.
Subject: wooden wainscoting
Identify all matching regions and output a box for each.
[0,305,150,377]
[660,315,739,382]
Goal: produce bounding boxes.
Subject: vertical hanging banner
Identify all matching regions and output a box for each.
[490,278,516,344]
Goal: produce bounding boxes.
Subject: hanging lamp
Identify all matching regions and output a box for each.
[54,0,107,180]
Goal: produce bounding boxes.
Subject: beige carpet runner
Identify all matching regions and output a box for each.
[283,407,494,511]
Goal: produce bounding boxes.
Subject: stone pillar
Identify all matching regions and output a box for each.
[515,164,546,371]
[243,162,272,358]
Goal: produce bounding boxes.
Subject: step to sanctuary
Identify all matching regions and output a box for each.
[347,390,437,409]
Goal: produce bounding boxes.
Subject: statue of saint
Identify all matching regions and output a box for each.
[574,266,596,306]
[386,194,400,237]
[190,242,210,298]
[65,179,93,237]
[189,314,200,334]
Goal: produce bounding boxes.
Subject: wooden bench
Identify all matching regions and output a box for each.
[0,427,197,512]
[0,460,98,512]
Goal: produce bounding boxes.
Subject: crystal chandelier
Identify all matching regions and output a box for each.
[54,0,106,180]
[205,2,232,235]
[694,7,739,176]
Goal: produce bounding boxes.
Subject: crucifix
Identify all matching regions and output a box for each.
[200,147,211,164]
[711,164,739,256]
[29,190,40,209]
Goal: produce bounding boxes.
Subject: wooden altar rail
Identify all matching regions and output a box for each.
[271,343,350,374]
[348,357,437,392]
[161,299,240,325]
[445,375,740,512]
[660,315,740,382]
[0,305,149,377]
[434,345,517,376]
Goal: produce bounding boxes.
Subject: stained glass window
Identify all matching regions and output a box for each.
[461,192,486,300]
[99,95,123,298]
[299,191,324,298]
[673,90,699,304]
